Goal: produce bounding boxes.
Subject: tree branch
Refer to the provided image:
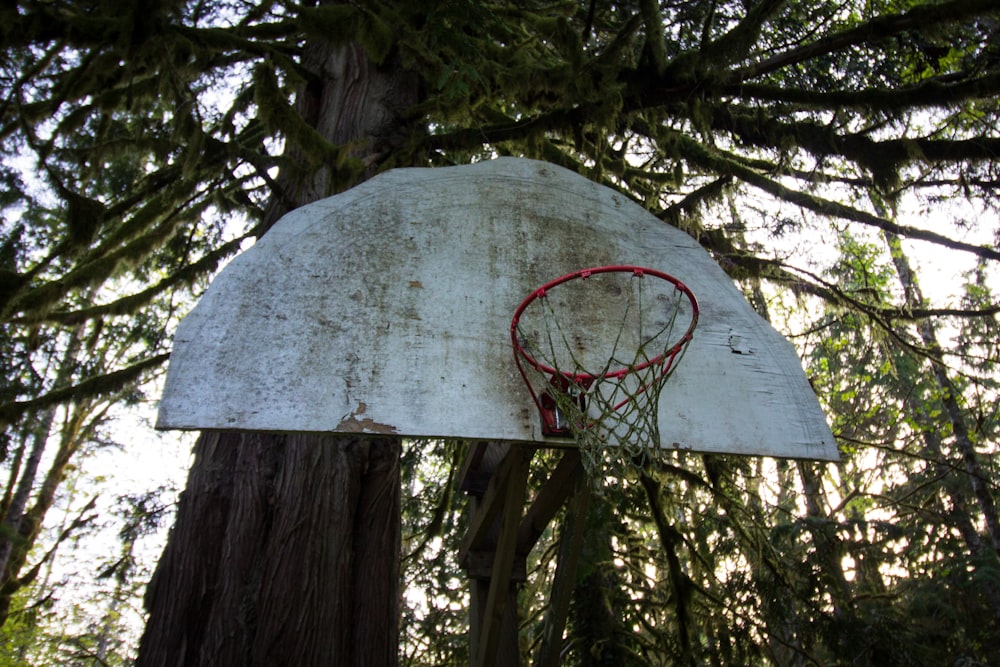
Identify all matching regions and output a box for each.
[710,104,1000,182]
[729,0,1000,82]
[705,0,788,65]
[678,137,1000,262]
[0,353,170,427]
[728,72,1000,112]
[11,234,251,326]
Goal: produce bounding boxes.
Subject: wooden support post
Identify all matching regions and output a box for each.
[475,445,531,667]
[460,442,532,667]
[469,571,521,667]
[459,446,519,567]
[517,449,581,553]
[459,445,583,667]
[533,472,591,667]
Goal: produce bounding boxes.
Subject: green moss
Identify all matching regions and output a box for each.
[297,5,395,65]
[297,5,360,45]
[63,190,107,253]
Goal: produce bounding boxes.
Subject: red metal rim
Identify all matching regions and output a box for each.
[510,265,700,382]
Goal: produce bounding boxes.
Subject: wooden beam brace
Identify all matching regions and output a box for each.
[516,449,582,554]
[533,475,591,667]
[464,550,528,582]
[458,443,519,565]
[458,440,491,493]
[475,444,532,667]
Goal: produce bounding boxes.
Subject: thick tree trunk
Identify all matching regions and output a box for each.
[139,38,420,667]
[138,432,400,666]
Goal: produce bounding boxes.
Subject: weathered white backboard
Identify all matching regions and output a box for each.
[158,158,838,461]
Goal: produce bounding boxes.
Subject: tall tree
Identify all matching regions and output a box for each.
[137,36,421,667]
[2,1,999,664]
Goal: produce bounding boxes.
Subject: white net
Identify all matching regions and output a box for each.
[512,267,698,478]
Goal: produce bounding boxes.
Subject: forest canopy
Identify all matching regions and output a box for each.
[1,1,999,665]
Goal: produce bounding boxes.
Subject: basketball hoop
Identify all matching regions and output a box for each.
[511,266,699,474]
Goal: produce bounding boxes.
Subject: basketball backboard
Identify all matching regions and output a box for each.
[157,158,838,461]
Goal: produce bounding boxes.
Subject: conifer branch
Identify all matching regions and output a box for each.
[0,353,170,428]
[10,234,251,326]
[678,137,1000,262]
[705,0,788,65]
[729,72,1000,111]
[730,0,1000,82]
[710,105,1000,181]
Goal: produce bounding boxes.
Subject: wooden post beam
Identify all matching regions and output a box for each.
[516,449,582,554]
[458,440,492,493]
[458,443,519,565]
[475,445,532,667]
[533,474,591,667]
[460,445,583,667]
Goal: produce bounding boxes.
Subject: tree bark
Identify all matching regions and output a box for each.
[138,37,420,667]
[139,432,400,667]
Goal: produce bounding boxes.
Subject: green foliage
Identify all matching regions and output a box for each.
[298,5,395,64]
[3,0,1000,664]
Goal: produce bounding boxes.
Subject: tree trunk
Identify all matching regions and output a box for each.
[138,38,420,667]
[882,231,1000,624]
[884,232,1000,557]
[0,324,83,614]
[138,432,401,666]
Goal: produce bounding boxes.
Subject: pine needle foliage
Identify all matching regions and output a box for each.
[2,0,1000,664]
